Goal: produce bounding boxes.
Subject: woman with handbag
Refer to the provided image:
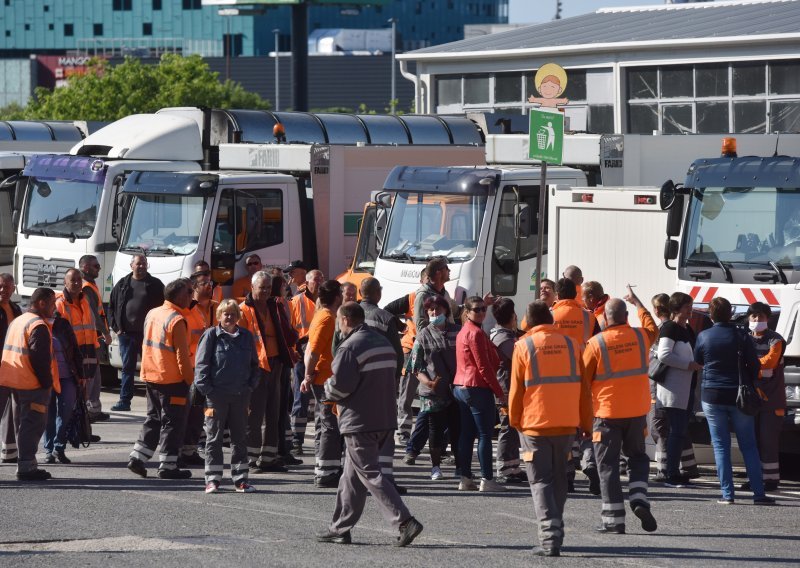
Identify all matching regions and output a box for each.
[693,297,774,505]
[654,293,704,488]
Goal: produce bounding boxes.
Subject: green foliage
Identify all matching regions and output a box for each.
[24,54,270,121]
[0,102,27,120]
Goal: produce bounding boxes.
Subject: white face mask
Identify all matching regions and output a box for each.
[749,321,768,333]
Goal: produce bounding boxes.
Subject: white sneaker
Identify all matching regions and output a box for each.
[204,481,219,494]
[431,466,443,480]
[479,478,507,492]
[458,476,478,491]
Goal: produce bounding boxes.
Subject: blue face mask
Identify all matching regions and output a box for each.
[430,313,446,327]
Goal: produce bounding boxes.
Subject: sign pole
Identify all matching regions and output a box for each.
[534,160,547,297]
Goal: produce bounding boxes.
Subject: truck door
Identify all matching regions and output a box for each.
[488,184,542,306]
[209,185,289,287]
[0,176,16,270]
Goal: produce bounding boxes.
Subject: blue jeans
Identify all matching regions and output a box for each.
[701,401,766,500]
[43,377,77,454]
[453,386,496,480]
[118,332,143,405]
[406,408,430,455]
[664,406,689,477]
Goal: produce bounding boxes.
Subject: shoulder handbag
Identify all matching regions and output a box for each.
[736,331,761,416]
[648,345,669,384]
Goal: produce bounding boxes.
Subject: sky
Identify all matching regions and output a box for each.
[509,0,667,23]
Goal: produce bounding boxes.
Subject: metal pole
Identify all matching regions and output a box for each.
[390,18,396,114]
[291,2,308,112]
[225,17,231,81]
[273,28,280,112]
[534,161,548,297]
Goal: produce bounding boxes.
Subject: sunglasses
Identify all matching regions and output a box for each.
[470,306,487,313]
[246,261,261,266]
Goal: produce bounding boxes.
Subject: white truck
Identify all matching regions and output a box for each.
[660,135,800,449]
[12,108,485,302]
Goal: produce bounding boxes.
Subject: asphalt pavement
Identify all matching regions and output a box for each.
[1,390,799,567]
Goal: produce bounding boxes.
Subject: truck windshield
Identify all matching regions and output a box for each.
[683,186,800,270]
[381,192,487,262]
[121,194,207,256]
[22,177,102,238]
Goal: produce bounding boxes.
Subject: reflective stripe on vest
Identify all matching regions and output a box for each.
[524,335,580,388]
[0,312,58,392]
[240,303,271,372]
[141,305,185,383]
[144,310,182,353]
[594,327,648,381]
[56,294,99,349]
[82,281,105,318]
[291,294,314,338]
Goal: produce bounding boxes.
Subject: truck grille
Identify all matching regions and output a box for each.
[21,256,75,289]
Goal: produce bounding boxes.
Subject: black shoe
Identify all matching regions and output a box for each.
[44,454,56,464]
[681,467,701,480]
[393,480,408,495]
[127,458,147,478]
[595,523,625,534]
[754,496,777,505]
[280,454,303,466]
[532,546,560,557]
[316,530,351,544]
[314,474,340,488]
[584,467,601,496]
[17,468,51,481]
[54,450,71,464]
[664,476,686,488]
[1,456,17,464]
[395,517,423,547]
[633,504,657,532]
[110,402,130,412]
[290,442,304,456]
[158,468,192,479]
[179,453,205,467]
[89,412,111,423]
[765,481,779,492]
[652,471,667,483]
[504,472,528,484]
[90,435,101,443]
[256,461,289,473]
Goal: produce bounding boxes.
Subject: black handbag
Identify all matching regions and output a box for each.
[67,381,93,448]
[736,332,762,416]
[648,346,669,384]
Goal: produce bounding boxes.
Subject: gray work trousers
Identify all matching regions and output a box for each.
[312,384,343,478]
[496,409,522,477]
[520,433,572,550]
[593,415,651,528]
[330,430,411,535]
[396,353,418,440]
[182,403,205,457]
[246,361,282,466]
[756,409,783,483]
[0,386,18,460]
[567,434,596,477]
[649,404,697,475]
[205,391,250,484]
[85,366,103,415]
[129,381,190,471]
[12,387,51,473]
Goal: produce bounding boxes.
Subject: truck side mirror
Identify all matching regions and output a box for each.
[660,179,676,210]
[375,191,392,209]
[666,194,684,238]
[664,238,679,270]
[515,203,531,239]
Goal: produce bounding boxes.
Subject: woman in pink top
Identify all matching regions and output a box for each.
[452,296,505,493]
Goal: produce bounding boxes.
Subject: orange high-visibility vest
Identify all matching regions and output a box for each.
[400,291,417,353]
[290,293,315,340]
[82,280,106,324]
[56,292,99,350]
[181,303,213,365]
[552,299,596,347]
[0,312,59,392]
[239,302,272,372]
[513,325,582,431]
[585,325,651,419]
[140,302,187,384]
[212,286,223,304]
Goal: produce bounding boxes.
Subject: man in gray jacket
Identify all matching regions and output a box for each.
[359,277,404,377]
[316,302,423,547]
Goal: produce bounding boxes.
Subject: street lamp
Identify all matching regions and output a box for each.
[273,28,280,112]
[387,18,397,114]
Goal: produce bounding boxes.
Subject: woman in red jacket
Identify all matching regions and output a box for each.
[452,296,505,493]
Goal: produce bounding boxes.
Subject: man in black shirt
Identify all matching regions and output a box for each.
[108,255,165,411]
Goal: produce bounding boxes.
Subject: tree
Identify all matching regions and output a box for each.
[25,54,270,121]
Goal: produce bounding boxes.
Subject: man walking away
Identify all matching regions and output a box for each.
[316,302,422,547]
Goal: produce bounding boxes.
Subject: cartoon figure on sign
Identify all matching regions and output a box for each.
[528,63,569,108]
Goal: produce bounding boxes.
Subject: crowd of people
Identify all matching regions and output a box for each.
[0,253,787,554]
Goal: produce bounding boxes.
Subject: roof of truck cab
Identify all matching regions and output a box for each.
[685,155,800,188]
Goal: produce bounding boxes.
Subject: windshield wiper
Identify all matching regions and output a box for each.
[24,227,48,237]
[120,245,148,256]
[717,259,733,283]
[147,247,176,256]
[725,260,788,285]
[383,252,413,263]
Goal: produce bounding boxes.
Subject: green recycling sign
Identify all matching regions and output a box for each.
[528,108,564,165]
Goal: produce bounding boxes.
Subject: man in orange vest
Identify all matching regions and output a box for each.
[284,260,309,297]
[179,270,220,467]
[56,268,99,386]
[231,254,263,302]
[289,268,324,454]
[582,281,611,331]
[0,287,58,481]
[193,260,223,304]
[563,265,585,308]
[79,255,111,423]
[509,300,592,557]
[127,278,194,479]
[300,280,343,488]
[582,288,659,535]
[0,272,22,463]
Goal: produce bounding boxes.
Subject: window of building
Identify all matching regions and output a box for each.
[696,64,728,97]
[64,23,73,36]
[662,104,693,134]
[564,69,586,101]
[770,61,800,95]
[436,76,461,107]
[143,22,152,36]
[153,0,162,9]
[495,73,521,103]
[628,67,658,99]
[770,101,800,132]
[734,101,766,133]
[588,105,614,134]
[696,101,728,134]
[463,75,490,105]
[24,24,30,31]
[733,63,765,96]
[43,4,49,11]
[4,31,10,37]
[661,66,693,98]
[223,34,244,58]
[94,23,103,36]
[113,0,132,10]
[182,0,202,9]
[48,23,53,30]
[628,104,658,134]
